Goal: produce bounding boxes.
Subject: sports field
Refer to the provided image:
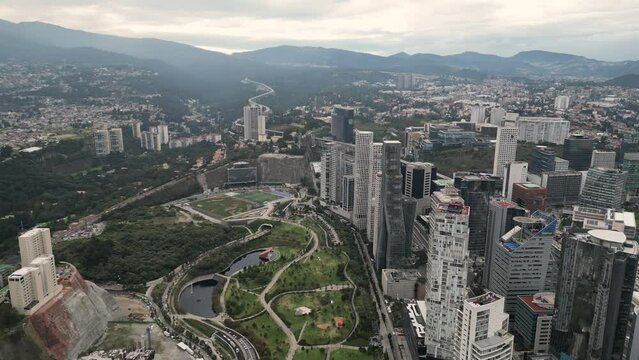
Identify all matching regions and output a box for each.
[236,190,283,204]
[192,196,255,218]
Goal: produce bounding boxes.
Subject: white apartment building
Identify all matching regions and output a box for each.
[517,117,570,145]
[93,129,111,156]
[131,121,142,138]
[493,127,519,177]
[10,228,61,315]
[141,131,162,151]
[157,124,170,144]
[353,130,373,230]
[108,128,124,153]
[18,228,53,266]
[470,104,486,124]
[490,107,507,126]
[424,188,470,359]
[502,161,528,201]
[243,105,263,141]
[367,143,383,251]
[591,150,616,169]
[554,95,570,111]
[455,292,514,360]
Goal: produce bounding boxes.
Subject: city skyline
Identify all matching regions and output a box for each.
[1,0,638,61]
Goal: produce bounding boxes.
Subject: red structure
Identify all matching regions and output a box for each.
[259,247,273,261]
[512,183,547,212]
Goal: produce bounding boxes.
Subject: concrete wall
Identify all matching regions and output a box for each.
[257,154,308,184]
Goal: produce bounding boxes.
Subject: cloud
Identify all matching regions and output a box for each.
[0,0,638,60]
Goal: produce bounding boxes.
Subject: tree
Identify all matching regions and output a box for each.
[0,145,12,159]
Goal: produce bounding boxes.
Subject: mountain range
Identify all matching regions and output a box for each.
[1,19,639,109]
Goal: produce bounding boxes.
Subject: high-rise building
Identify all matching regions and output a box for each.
[18,228,53,267]
[401,161,434,214]
[9,228,61,315]
[93,129,111,156]
[341,175,355,212]
[514,293,554,354]
[319,142,355,205]
[625,293,639,360]
[541,171,582,207]
[131,121,142,138]
[529,146,557,175]
[353,130,373,229]
[256,114,266,142]
[591,150,616,169]
[484,199,527,287]
[141,131,162,151]
[396,73,415,90]
[551,229,639,360]
[624,152,639,193]
[367,143,384,250]
[108,128,124,153]
[502,161,528,200]
[243,104,264,141]
[490,106,507,126]
[157,124,170,144]
[493,127,519,177]
[488,211,557,313]
[375,141,413,270]
[554,95,571,110]
[455,292,514,360]
[424,188,470,358]
[563,134,595,171]
[331,106,354,143]
[470,104,486,124]
[517,117,570,145]
[454,173,496,257]
[579,167,626,210]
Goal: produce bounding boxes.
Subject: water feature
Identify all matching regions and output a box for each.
[178,249,273,318]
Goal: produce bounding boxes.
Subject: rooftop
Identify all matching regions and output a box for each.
[519,293,555,313]
[467,292,502,307]
[588,229,626,244]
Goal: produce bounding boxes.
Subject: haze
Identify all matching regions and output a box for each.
[1,0,638,61]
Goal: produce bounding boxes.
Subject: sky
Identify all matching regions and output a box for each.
[1,0,638,61]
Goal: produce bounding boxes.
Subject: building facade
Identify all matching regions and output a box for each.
[514,293,554,354]
[353,130,373,229]
[454,173,496,257]
[563,134,595,171]
[551,229,639,360]
[517,117,570,145]
[541,171,582,207]
[401,160,434,214]
[493,127,519,177]
[367,143,384,251]
[331,105,354,143]
[579,167,626,210]
[591,150,616,169]
[503,161,528,201]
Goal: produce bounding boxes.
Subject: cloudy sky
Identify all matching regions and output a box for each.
[1,0,638,60]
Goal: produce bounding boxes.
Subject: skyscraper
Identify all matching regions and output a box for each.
[424,187,470,358]
[401,161,434,214]
[563,134,595,171]
[375,140,413,270]
[529,146,558,175]
[368,143,383,251]
[93,129,111,156]
[341,175,355,212]
[490,106,507,126]
[18,228,53,267]
[484,199,527,287]
[108,128,124,153]
[542,171,582,206]
[455,292,514,360]
[493,127,519,177]
[591,150,616,169]
[470,104,486,124]
[353,130,373,229]
[320,142,355,205]
[554,95,570,111]
[157,124,170,144]
[488,211,557,313]
[624,152,639,194]
[330,105,354,143]
[579,167,626,210]
[454,173,496,257]
[502,161,528,201]
[243,104,263,141]
[551,229,639,360]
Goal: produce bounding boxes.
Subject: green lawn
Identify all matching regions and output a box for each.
[330,348,374,360]
[269,248,349,297]
[183,318,217,337]
[236,190,282,204]
[273,290,354,345]
[192,196,256,218]
[236,313,289,360]
[294,348,326,360]
[224,280,263,319]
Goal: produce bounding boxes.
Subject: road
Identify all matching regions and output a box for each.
[351,227,401,360]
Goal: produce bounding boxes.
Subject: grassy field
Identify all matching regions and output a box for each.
[269,248,349,297]
[273,290,354,345]
[224,280,263,319]
[236,313,289,360]
[192,196,255,218]
[183,318,217,337]
[294,348,326,360]
[330,348,375,360]
[236,190,282,203]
